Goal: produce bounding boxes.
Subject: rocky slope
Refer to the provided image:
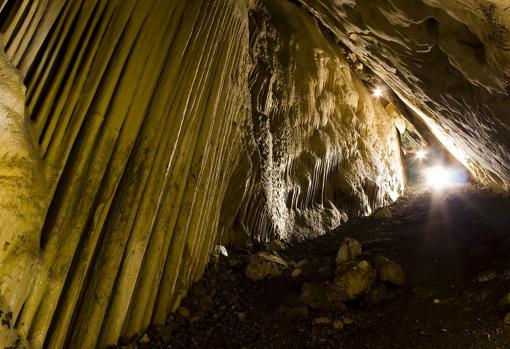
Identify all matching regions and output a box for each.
[119,186,510,349]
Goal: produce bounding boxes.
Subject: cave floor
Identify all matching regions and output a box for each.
[125,185,510,349]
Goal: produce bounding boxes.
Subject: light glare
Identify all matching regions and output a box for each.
[416,149,427,159]
[373,87,383,98]
[425,166,454,190]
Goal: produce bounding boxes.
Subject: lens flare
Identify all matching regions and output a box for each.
[425,166,454,190]
[416,149,427,160]
[373,87,383,98]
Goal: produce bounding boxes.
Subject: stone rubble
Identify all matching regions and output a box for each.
[375,255,406,286]
[244,251,289,281]
[335,237,362,265]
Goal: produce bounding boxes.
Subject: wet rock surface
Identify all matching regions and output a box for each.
[116,186,510,348]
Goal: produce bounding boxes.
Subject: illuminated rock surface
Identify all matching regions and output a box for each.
[0,0,507,348]
[298,0,510,188]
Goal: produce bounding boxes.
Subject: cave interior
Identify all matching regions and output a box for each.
[0,0,510,348]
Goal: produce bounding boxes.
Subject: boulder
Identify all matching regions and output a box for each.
[330,260,375,301]
[245,251,288,281]
[335,237,362,265]
[375,256,405,285]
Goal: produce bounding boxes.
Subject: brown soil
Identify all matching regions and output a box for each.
[118,185,510,349]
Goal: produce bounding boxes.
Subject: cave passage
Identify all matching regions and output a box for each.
[0,0,509,348]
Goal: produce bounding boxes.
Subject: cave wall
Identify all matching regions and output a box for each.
[298,0,510,189]
[1,0,251,347]
[0,0,403,347]
[219,0,404,245]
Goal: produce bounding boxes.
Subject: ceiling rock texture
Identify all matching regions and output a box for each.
[299,0,510,188]
[0,0,507,348]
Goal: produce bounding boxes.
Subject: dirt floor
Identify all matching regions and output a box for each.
[118,185,510,348]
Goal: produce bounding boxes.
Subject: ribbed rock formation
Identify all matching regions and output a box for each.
[1,0,252,347]
[219,0,404,245]
[299,0,510,188]
[0,0,404,347]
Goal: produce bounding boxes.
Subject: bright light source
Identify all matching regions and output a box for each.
[416,149,427,160]
[424,166,454,190]
[373,87,383,98]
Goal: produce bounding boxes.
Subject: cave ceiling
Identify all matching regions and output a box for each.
[298,0,510,189]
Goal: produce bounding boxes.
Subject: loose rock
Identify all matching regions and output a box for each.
[292,268,303,278]
[313,317,332,325]
[477,270,497,283]
[335,237,362,265]
[177,306,190,319]
[375,256,405,285]
[499,292,510,306]
[140,333,151,343]
[504,312,510,325]
[500,268,510,281]
[326,288,348,311]
[342,317,354,325]
[294,259,309,269]
[332,320,344,330]
[330,260,375,301]
[245,251,288,281]
[212,245,228,259]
